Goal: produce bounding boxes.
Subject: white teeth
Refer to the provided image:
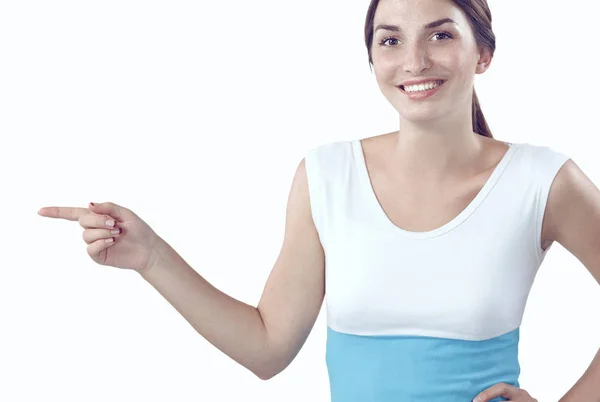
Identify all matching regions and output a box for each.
[403,80,443,92]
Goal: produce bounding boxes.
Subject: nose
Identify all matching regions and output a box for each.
[402,41,431,75]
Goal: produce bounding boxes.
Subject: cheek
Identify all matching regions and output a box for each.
[435,53,477,86]
[453,44,479,72]
[434,46,472,69]
[373,63,398,89]
[373,55,397,77]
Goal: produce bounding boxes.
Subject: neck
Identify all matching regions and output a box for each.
[391,110,486,182]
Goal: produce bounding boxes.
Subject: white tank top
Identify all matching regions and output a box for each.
[304,138,570,402]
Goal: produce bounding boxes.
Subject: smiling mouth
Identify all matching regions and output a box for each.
[399,80,446,92]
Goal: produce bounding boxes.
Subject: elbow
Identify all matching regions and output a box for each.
[251,321,291,380]
[253,366,278,381]
[253,360,284,381]
[256,370,275,381]
[253,350,288,381]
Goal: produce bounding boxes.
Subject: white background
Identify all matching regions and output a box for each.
[2,0,599,401]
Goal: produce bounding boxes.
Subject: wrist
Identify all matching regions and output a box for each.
[139,236,169,279]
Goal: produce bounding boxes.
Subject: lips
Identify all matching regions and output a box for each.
[398,80,445,91]
[397,79,446,100]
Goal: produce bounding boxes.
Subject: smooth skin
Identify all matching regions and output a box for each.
[39,0,600,398]
[38,202,161,271]
[37,157,325,381]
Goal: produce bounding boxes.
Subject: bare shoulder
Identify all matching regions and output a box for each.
[544,158,595,247]
[544,158,600,285]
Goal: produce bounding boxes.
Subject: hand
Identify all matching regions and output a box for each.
[474,382,538,402]
[38,201,161,274]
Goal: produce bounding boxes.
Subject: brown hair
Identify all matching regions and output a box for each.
[364,0,495,138]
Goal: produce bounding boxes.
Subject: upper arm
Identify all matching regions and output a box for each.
[256,157,326,378]
[545,158,600,286]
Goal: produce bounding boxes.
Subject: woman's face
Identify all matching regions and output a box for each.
[371,0,492,123]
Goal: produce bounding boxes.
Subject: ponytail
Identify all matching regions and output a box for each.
[472,89,493,138]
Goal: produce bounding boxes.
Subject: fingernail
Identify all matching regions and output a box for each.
[111,228,121,235]
[106,219,115,227]
[90,202,95,206]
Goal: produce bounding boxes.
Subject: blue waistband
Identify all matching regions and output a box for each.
[326,326,520,402]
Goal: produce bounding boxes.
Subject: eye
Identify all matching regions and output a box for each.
[378,36,399,47]
[431,32,453,41]
[378,32,453,47]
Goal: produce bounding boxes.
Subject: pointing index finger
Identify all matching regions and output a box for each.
[38,206,89,221]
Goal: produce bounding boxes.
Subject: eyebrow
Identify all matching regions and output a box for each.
[374,18,457,33]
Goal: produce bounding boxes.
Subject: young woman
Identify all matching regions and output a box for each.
[38,0,600,401]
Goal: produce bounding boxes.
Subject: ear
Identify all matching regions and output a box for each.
[476,47,493,74]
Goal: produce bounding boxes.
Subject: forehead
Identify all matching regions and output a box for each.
[374,0,466,25]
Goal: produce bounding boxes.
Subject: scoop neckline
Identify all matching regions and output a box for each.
[353,139,519,239]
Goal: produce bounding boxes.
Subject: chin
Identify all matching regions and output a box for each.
[395,105,446,123]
